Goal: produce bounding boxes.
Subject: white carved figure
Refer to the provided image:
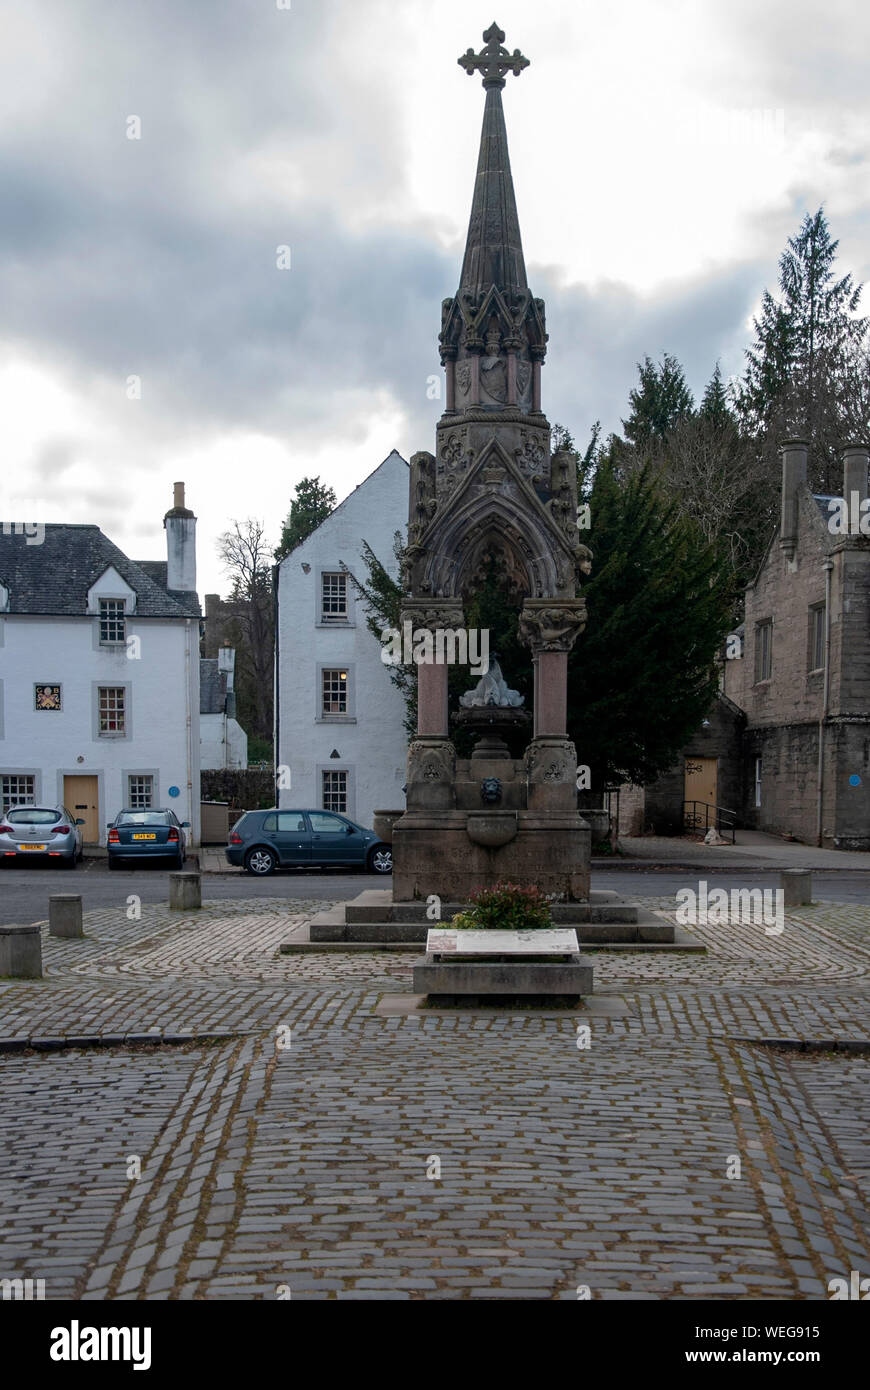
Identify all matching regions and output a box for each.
[459,657,524,708]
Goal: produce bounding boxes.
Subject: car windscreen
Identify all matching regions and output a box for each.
[7,809,61,825]
[116,812,171,826]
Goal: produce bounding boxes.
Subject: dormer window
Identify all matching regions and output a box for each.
[99,598,126,644]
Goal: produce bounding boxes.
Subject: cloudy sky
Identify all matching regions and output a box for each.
[2,0,868,595]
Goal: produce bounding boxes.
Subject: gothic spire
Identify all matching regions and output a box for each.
[457,22,529,301]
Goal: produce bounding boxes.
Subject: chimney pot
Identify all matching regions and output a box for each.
[174,481,185,510]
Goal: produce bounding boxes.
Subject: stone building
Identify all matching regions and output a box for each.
[0,484,202,845]
[635,441,870,849]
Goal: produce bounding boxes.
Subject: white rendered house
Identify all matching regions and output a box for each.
[201,647,248,770]
[275,451,409,829]
[0,484,202,845]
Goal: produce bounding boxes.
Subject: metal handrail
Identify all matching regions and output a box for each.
[683,800,737,844]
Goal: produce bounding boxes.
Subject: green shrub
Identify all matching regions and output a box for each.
[451,882,553,931]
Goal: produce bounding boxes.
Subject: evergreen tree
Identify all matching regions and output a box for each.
[699,361,732,427]
[737,207,868,492]
[567,458,733,787]
[623,353,695,449]
[275,477,337,560]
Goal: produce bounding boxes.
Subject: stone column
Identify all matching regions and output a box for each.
[401,601,466,738]
[532,360,542,412]
[519,599,588,738]
[417,661,449,736]
[533,651,569,736]
[445,359,456,413]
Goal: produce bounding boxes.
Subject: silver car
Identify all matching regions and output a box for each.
[0,804,84,867]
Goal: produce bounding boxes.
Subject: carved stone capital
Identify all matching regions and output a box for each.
[400,600,466,633]
[518,599,587,654]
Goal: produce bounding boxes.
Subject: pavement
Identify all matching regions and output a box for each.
[0,891,867,1300]
[611,830,870,872]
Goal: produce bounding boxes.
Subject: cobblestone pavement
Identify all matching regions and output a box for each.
[0,895,867,1300]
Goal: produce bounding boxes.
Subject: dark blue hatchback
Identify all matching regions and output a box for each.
[107,809,189,869]
[226,809,392,876]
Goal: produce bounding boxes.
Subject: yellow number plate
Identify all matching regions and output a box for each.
[20,844,47,851]
[132,833,156,840]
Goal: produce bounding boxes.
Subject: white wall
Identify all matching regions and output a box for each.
[0,613,201,844]
[276,451,409,829]
[201,713,248,770]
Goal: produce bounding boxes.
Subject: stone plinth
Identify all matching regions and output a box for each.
[413,952,593,1002]
[0,924,42,979]
[49,895,84,939]
[391,809,590,901]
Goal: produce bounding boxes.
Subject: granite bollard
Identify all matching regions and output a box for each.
[49,894,84,939]
[169,872,201,911]
[0,924,43,979]
[780,869,812,907]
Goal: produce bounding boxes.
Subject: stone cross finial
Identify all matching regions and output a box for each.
[458,22,529,89]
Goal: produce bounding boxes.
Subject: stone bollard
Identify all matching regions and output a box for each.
[0,924,43,979]
[49,894,84,939]
[169,872,201,911]
[780,869,812,907]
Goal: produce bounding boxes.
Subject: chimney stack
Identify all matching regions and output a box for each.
[164,481,197,593]
[842,442,870,523]
[779,439,808,560]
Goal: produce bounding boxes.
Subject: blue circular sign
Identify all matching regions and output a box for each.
[168,785,180,798]
[849,774,861,787]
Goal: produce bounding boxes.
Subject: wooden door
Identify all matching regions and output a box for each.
[684,757,717,816]
[64,775,99,843]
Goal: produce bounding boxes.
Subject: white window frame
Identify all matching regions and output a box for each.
[98,685,127,737]
[2,774,36,811]
[99,597,127,645]
[320,571,349,624]
[127,774,154,810]
[321,769,348,814]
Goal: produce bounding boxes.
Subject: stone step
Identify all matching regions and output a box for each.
[309,918,673,945]
[343,892,639,925]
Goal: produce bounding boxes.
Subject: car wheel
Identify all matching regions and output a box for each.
[245,847,277,876]
[368,846,393,875]
[62,854,77,870]
[108,857,122,871]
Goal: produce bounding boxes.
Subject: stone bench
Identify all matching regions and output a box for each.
[0,924,43,979]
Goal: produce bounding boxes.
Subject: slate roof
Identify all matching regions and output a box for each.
[0,525,200,618]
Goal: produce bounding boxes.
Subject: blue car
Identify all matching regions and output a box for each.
[226,808,392,876]
[107,809,190,869]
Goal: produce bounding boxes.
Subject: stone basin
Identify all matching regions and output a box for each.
[465,811,517,847]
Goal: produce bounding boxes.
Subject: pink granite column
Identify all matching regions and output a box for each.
[533,651,568,736]
[507,351,517,406]
[417,660,449,736]
[445,359,456,412]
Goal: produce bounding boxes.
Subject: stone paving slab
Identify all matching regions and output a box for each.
[0,895,866,1300]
